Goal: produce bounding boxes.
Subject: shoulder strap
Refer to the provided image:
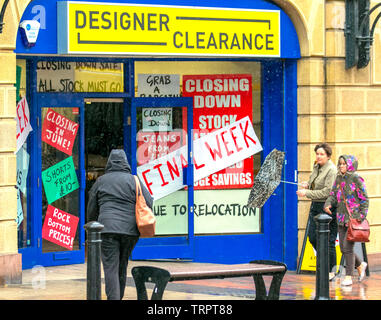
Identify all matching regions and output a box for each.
[134,175,142,200]
[340,184,353,219]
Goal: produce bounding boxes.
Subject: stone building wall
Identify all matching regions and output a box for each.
[0,0,29,283]
[272,0,381,260]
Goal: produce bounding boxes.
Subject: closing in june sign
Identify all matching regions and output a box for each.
[41,108,79,155]
[58,2,280,57]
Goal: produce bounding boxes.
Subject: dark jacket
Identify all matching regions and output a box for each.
[324,155,369,226]
[87,149,154,235]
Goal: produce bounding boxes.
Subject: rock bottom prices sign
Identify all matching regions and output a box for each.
[42,205,79,250]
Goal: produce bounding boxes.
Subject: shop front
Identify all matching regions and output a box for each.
[15,0,300,270]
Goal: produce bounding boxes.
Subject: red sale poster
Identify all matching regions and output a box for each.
[42,205,79,250]
[41,108,79,155]
[183,74,253,189]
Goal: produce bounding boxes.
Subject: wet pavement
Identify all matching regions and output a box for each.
[0,260,381,300]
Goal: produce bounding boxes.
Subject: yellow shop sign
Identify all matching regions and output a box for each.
[57,2,280,57]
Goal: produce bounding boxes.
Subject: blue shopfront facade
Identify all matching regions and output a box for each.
[15,0,300,270]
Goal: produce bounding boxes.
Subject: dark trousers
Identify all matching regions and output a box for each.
[308,202,338,273]
[338,225,362,276]
[101,233,139,300]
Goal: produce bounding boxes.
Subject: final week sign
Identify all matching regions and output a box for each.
[137,116,262,200]
[58,2,280,57]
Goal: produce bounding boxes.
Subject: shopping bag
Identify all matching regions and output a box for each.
[134,176,156,237]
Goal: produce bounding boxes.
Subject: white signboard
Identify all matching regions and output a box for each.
[15,97,33,153]
[37,61,75,92]
[142,107,173,131]
[152,189,260,235]
[137,146,186,200]
[137,116,262,200]
[137,74,180,97]
[192,116,262,182]
[153,190,188,235]
[37,61,124,93]
[194,189,260,234]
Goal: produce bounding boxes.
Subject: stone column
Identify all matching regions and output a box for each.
[0,0,30,285]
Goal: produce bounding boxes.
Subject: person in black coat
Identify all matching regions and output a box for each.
[87,149,153,300]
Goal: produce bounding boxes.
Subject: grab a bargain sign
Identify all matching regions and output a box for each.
[137,116,262,200]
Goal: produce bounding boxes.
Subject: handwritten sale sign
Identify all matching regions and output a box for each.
[41,108,79,155]
[42,205,79,250]
[183,74,253,189]
[137,131,182,165]
[137,116,262,200]
[137,74,180,98]
[142,107,173,131]
[16,97,33,153]
[193,116,261,181]
[41,156,79,204]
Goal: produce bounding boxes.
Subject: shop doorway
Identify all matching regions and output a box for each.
[84,98,125,219]
[21,95,128,269]
[130,97,195,260]
[20,94,87,268]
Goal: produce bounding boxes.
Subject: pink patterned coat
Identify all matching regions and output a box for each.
[324,155,369,226]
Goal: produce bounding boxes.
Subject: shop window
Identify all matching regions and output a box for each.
[134,61,261,235]
[36,61,124,93]
[41,107,81,252]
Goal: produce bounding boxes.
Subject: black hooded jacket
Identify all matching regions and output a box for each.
[87,149,154,236]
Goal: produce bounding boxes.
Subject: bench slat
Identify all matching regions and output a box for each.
[131,260,287,300]
[164,263,286,281]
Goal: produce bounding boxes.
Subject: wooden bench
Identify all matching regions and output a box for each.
[131,260,287,300]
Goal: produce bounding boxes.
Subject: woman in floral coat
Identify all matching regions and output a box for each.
[324,155,369,286]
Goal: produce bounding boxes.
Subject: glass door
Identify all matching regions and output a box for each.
[131,97,194,260]
[83,98,125,213]
[38,94,85,266]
